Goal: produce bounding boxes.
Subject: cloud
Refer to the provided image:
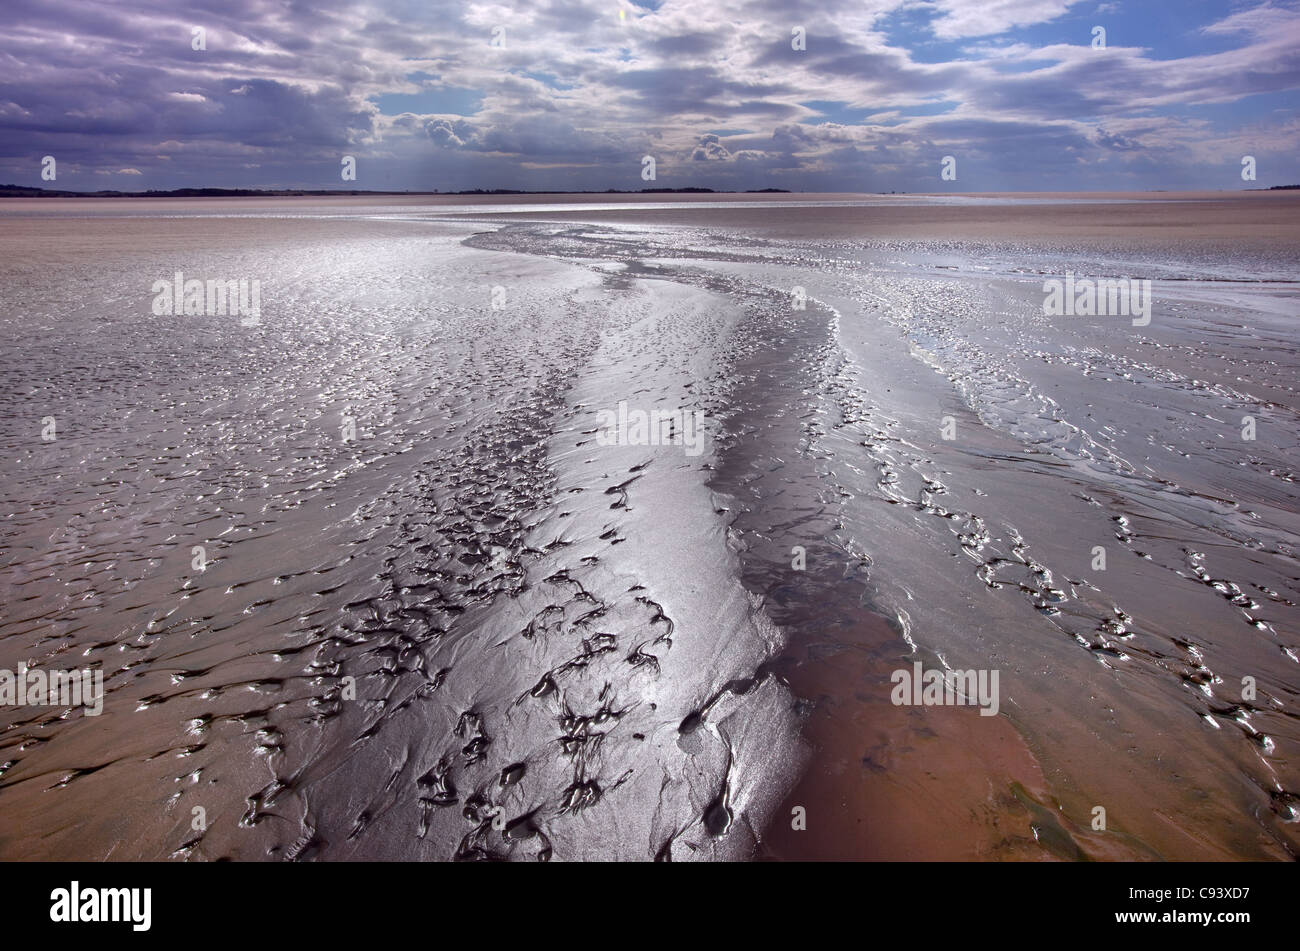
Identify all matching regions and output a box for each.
[1202,1,1300,37]
[0,0,1294,191]
[927,0,1084,39]
[1093,127,1143,151]
[691,133,732,160]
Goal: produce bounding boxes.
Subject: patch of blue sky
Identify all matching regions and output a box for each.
[798,100,879,124]
[876,4,966,64]
[1010,0,1249,60]
[375,86,484,116]
[900,100,958,117]
[517,70,574,90]
[878,0,1246,63]
[1161,92,1300,125]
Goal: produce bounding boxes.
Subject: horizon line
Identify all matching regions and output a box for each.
[3,185,1298,199]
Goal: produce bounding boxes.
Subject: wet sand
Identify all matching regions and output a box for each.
[0,193,1296,860]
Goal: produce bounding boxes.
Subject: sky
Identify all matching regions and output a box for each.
[1,0,1297,192]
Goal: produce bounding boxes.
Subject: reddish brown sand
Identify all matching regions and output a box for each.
[477,191,1300,243]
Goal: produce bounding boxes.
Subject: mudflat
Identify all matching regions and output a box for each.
[0,192,1295,860]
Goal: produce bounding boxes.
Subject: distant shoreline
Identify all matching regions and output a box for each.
[1,184,1296,199]
[0,185,791,199]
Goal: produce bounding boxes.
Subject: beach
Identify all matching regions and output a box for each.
[0,191,1296,860]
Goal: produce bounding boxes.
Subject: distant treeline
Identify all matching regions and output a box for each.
[0,184,791,198]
